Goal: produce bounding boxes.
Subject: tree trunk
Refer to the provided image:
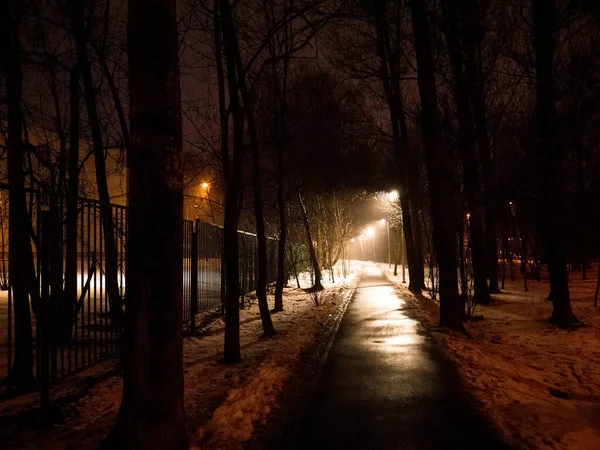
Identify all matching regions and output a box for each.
[69,0,123,327]
[370,1,425,291]
[246,109,276,336]
[108,0,186,447]
[298,193,323,290]
[233,47,276,336]
[460,0,501,294]
[62,65,81,345]
[531,0,576,326]
[443,0,490,305]
[2,0,35,386]
[458,221,468,297]
[408,197,426,290]
[274,165,286,311]
[219,0,245,363]
[409,0,464,331]
[272,48,290,312]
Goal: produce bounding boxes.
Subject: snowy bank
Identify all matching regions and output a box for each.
[381,263,600,450]
[0,262,362,449]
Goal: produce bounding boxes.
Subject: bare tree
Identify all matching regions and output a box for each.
[409,0,464,330]
[69,0,123,326]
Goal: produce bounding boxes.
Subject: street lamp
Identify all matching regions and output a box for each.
[380,218,391,269]
[365,226,376,262]
[386,190,399,202]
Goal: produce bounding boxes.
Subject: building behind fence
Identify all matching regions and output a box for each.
[1,188,277,390]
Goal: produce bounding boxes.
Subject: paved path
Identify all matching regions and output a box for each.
[293,263,506,450]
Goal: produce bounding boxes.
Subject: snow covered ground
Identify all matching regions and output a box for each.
[0,261,362,449]
[381,263,600,450]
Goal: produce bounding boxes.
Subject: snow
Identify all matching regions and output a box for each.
[0,261,361,449]
[381,263,600,450]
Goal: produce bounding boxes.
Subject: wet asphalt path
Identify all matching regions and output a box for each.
[292,263,507,450]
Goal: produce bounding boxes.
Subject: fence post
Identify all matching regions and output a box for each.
[39,209,51,412]
[220,228,225,315]
[190,226,198,335]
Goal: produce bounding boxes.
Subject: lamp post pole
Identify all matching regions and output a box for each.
[387,220,391,269]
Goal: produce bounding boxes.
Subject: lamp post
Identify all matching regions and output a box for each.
[380,218,391,269]
[365,226,375,262]
[358,235,365,260]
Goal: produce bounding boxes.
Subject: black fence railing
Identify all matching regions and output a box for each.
[182,220,278,328]
[1,188,277,392]
[1,195,127,387]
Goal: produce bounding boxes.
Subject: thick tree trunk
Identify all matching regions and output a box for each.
[2,0,35,386]
[531,0,576,326]
[409,0,463,331]
[220,0,245,363]
[108,0,186,447]
[408,197,426,290]
[444,0,490,305]
[400,196,419,290]
[298,193,323,290]
[69,0,123,327]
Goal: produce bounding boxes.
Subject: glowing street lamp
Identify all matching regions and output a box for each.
[386,190,399,202]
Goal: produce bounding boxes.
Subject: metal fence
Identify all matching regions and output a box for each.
[2,189,277,391]
[1,194,127,386]
[182,220,278,327]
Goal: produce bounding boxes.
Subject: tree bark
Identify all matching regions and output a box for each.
[2,0,35,386]
[531,0,576,326]
[108,0,186,447]
[409,0,464,331]
[220,0,245,363]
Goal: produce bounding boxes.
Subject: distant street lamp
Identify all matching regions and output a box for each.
[386,190,399,202]
[365,226,376,261]
[358,235,365,260]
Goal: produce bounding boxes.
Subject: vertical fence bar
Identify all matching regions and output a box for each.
[7,284,11,378]
[39,210,50,411]
[99,204,105,359]
[191,226,198,335]
[93,206,98,364]
[86,202,91,368]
